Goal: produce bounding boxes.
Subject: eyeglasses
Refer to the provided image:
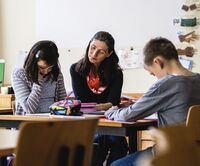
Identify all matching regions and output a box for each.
[38,65,54,72]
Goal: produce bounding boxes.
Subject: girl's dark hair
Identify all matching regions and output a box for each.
[143,37,178,66]
[24,40,60,84]
[75,31,121,85]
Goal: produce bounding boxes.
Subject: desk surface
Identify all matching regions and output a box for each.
[0,129,19,156]
[0,114,156,127]
[0,114,157,153]
[0,108,13,113]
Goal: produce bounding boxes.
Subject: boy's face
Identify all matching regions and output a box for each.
[144,57,167,79]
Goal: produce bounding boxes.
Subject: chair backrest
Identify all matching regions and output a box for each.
[149,125,200,166]
[13,118,98,166]
[186,104,200,141]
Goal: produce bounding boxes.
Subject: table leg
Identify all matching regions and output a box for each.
[128,130,137,154]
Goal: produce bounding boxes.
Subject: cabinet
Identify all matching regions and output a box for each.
[138,131,155,150]
[0,94,15,114]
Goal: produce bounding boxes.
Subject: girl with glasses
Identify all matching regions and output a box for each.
[12,40,66,115]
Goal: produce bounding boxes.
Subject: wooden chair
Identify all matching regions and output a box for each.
[146,125,200,166]
[186,104,200,141]
[13,119,98,166]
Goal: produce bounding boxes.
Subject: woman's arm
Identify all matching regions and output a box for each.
[95,70,123,111]
[70,64,87,100]
[96,102,113,111]
[107,70,123,106]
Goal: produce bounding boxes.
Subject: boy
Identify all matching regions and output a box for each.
[105,37,200,166]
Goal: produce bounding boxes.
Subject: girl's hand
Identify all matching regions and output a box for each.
[110,105,119,110]
[38,72,44,83]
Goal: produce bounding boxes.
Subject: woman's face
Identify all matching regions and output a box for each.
[37,60,54,76]
[88,39,112,67]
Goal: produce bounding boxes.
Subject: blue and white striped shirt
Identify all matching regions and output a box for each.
[11,68,66,114]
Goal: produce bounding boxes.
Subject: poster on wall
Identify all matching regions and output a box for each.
[117,49,143,69]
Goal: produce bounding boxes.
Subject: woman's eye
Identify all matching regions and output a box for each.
[91,46,95,50]
[99,51,106,55]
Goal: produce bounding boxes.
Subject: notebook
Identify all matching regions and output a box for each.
[144,113,158,120]
[80,103,106,115]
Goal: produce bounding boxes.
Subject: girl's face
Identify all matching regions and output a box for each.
[37,60,54,76]
[88,39,112,67]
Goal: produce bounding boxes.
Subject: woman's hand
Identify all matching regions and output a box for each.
[96,102,112,111]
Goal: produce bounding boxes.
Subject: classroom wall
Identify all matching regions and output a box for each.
[1,0,200,93]
[58,48,156,93]
[0,0,3,59]
[0,0,36,84]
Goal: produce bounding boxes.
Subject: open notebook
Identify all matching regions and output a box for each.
[80,103,106,115]
[144,113,158,120]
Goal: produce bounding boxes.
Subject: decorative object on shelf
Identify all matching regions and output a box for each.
[175,0,200,71]
[181,17,197,27]
[178,31,198,42]
[173,17,199,26]
[181,4,197,11]
[177,46,195,57]
[173,18,180,25]
[179,57,193,70]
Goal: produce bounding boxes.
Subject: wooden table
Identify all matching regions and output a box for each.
[98,118,157,153]
[0,129,19,156]
[0,115,157,153]
[0,108,13,114]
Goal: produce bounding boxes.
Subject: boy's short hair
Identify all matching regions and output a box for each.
[143,37,178,66]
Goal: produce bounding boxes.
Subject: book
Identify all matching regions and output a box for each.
[80,103,97,113]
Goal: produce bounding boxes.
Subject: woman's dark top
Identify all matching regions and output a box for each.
[70,63,123,106]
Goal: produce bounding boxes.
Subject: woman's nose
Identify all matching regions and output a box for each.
[91,50,98,57]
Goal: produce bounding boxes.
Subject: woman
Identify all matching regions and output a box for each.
[12,40,66,115]
[70,31,128,166]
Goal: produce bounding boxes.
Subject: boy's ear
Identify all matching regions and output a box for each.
[154,57,164,69]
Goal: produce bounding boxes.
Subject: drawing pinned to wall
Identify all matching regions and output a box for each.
[117,48,143,69]
[173,0,200,73]
[179,57,193,70]
[181,2,200,12]
[177,30,198,42]
[177,46,195,57]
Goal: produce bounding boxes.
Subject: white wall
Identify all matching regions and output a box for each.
[0,0,36,84]
[58,47,156,93]
[1,0,200,93]
[36,0,182,48]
